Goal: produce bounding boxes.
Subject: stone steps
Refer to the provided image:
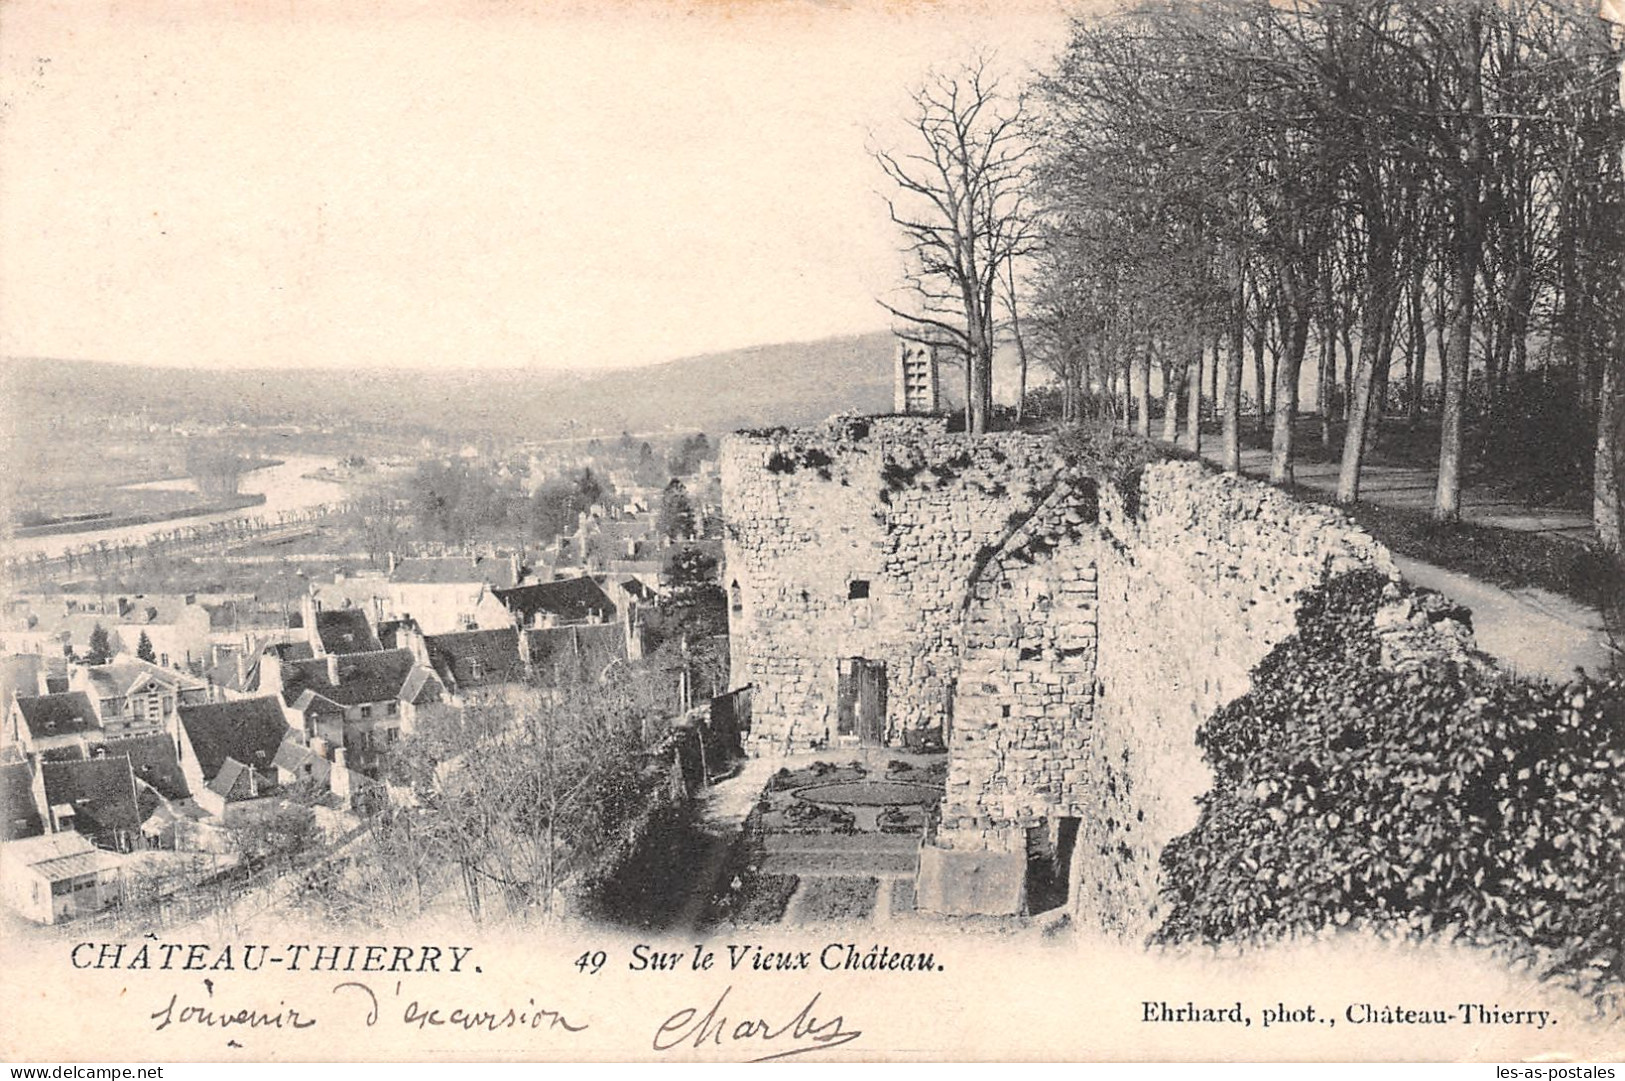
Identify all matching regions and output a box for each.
[764,833,919,854]
[761,850,920,878]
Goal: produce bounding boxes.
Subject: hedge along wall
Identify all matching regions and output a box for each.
[1157,569,1625,1013]
[720,416,1063,752]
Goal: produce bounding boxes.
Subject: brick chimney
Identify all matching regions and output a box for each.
[302,593,322,654]
[325,653,339,686]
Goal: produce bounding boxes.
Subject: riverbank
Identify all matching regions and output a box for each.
[13,493,267,540]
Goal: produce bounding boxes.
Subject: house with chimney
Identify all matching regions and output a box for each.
[386,554,519,634]
[38,755,142,852]
[261,646,444,776]
[69,659,211,740]
[4,692,103,759]
[172,696,291,819]
[493,577,617,629]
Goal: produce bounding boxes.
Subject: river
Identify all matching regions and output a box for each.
[4,455,348,561]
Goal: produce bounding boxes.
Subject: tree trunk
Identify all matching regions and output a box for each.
[1338,293,1396,504]
[1183,336,1203,455]
[1006,261,1029,426]
[1135,337,1152,438]
[1161,354,1180,443]
[1271,292,1312,486]
[1207,329,1220,405]
[1595,356,1625,553]
[1318,266,1337,449]
[1118,360,1132,432]
[1436,12,1485,522]
[1267,312,1306,484]
[1340,321,1356,421]
[1224,310,1244,473]
[971,348,993,434]
[1407,260,1426,427]
[1252,322,1268,440]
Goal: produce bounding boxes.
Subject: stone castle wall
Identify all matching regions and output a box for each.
[720,415,1063,751]
[723,419,1405,934]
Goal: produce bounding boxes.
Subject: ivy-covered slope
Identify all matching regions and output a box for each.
[1156,570,1625,1012]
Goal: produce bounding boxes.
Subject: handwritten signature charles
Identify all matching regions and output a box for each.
[653,984,863,1061]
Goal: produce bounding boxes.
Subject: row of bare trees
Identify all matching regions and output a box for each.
[877,0,1624,547]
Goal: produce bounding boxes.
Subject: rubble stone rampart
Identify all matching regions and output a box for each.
[724,421,1424,935]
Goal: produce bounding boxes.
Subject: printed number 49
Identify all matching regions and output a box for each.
[575,950,606,975]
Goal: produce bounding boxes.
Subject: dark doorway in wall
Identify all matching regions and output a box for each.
[836,658,888,745]
[1026,816,1080,915]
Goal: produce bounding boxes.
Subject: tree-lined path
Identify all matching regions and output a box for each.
[1181,438,1612,682]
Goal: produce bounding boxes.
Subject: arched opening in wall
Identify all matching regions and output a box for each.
[729,580,742,614]
[1026,816,1080,915]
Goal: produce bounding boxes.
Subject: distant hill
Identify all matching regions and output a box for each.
[1,331,904,443]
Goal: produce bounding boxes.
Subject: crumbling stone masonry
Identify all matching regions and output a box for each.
[722,415,1064,752]
[721,418,1410,935]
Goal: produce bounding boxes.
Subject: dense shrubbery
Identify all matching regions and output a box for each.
[1157,570,1625,1013]
[1467,371,1596,511]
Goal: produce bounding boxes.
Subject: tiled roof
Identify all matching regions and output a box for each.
[2,759,42,840]
[82,658,207,697]
[207,757,257,801]
[268,641,315,662]
[375,618,420,650]
[425,629,525,688]
[177,697,289,779]
[494,577,617,626]
[281,649,414,709]
[391,556,519,589]
[103,734,189,801]
[314,609,382,654]
[524,623,628,684]
[203,651,260,694]
[0,655,46,703]
[28,846,123,881]
[400,666,441,706]
[273,737,332,787]
[15,692,100,740]
[41,755,141,836]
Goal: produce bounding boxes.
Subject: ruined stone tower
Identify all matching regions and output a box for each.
[893,339,941,415]
[720,417,1396,929]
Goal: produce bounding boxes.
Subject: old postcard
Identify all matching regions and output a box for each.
[1,0,1621,1065]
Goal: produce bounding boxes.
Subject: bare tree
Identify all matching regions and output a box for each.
[875,55,1032,434]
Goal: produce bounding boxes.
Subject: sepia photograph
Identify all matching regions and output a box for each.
[0,0,1621,1065]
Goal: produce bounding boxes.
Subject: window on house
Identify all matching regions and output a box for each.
[360,704,373,720]
[729,581,742,613]
[848,580,871,600]
[387,701,399,715]
[470,658,483,680]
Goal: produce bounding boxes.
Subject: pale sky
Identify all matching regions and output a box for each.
[0,0,1069,372]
